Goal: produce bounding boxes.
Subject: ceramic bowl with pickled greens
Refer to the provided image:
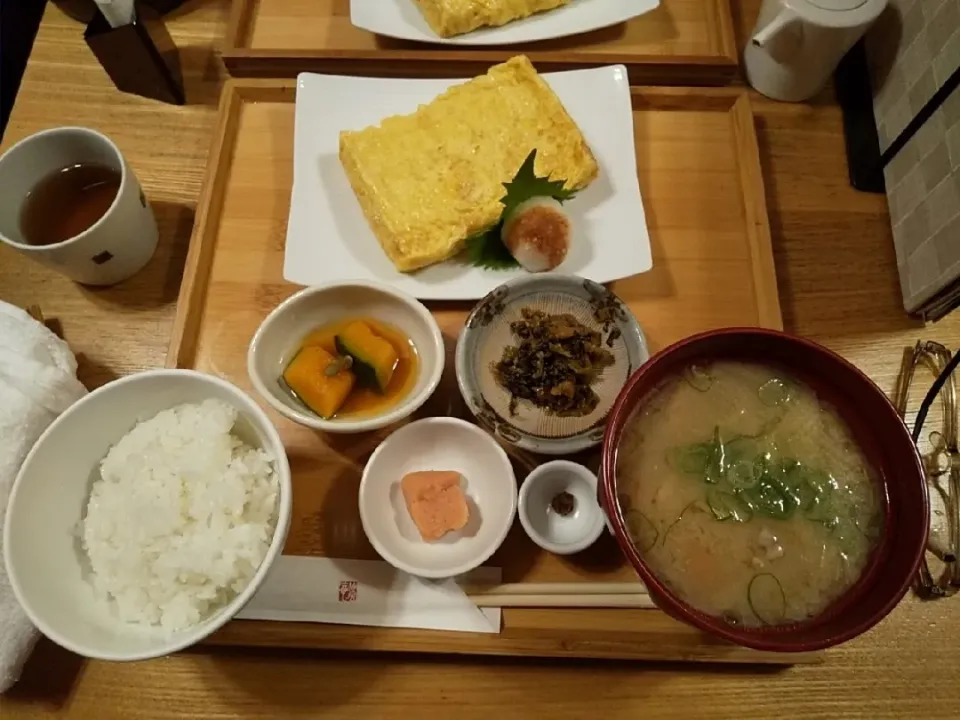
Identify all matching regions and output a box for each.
[456,275,648,455]
[600,328,929,653]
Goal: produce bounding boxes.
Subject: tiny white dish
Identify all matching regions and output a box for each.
[3,369,292,661]
[518,460,604,555]
[248,281,445,434]
[359,417,518,578]
[285,64,651,300]
[350,0,660,46]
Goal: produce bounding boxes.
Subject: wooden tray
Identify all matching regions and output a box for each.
[168,79,810,664]
[223,0,739,85]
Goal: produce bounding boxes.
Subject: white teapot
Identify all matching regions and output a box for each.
[744,0,887,102]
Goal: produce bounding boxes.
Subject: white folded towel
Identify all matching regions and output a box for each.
[0,302,86,693]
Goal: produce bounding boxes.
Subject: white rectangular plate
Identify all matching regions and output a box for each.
[350,0,660,45]
[285,65,652,301]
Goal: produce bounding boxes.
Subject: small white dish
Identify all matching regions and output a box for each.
[359,417,518,578]
[285,63,651,300]
[3,369,292,661]
[247,281,445,433]
[518,460,604,555]
[350,0,660,46]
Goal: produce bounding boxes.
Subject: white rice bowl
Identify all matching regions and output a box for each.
[4,369,290,661]
[82,399,279,632]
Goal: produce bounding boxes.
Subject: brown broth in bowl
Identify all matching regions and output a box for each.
[616,361,884,627]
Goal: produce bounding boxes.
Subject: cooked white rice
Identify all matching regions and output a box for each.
[82,399,279,632]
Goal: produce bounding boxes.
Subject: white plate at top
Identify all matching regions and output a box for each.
[350,0,660,45]
[285,65,652,301]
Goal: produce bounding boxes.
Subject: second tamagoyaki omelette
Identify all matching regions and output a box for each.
[412,0,573,38]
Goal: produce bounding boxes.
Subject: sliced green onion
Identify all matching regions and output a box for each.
[804,494,838,526]
[790,478,819,512]
[778,460,815,508]
[723,437,756,466]
[792,469,834,522]
[661,500,705,546]
[727,459,760,490]
[747,573,787,625]
[683,365,714,392]
[778,457,802,479]
[741,473,797,520]
[704,426,725,484]
[758,378,790,406]
[752,452,773,479]
[668,424,869,545]
[707,488,753,523]
[829,517,862,556]
[808,470,833,494]
[668,444,714,475]
[668,428,727,484]
[625,509,659,552]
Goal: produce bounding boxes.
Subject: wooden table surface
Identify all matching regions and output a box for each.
[1,1,957,718]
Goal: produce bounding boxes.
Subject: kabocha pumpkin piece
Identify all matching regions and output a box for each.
[335,321,399,393]
[282,346,356,419]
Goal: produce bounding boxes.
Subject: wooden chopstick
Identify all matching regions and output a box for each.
[461,582,654,609]
[469,594,655,609]
[463,582,647,597]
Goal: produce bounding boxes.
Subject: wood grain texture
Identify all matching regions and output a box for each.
[0,0,229,388]
[222,0,738,84]
[3,0,960,718]
[163,79,786,662]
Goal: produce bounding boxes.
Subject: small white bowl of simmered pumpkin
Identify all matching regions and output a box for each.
[248,281,445,433]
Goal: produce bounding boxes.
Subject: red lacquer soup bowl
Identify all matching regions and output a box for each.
[600,328,928,652]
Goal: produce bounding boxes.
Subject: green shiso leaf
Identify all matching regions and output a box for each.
[461,149,578,270]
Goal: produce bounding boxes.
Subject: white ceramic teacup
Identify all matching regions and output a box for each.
[0,126,158,285]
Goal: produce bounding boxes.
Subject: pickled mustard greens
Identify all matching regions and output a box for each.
[493,308,614,417]
[617,361,884,628]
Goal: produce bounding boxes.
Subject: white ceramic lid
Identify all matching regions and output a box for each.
[787,0,886,27]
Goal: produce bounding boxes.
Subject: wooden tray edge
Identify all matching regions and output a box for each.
[711,0,739,64]
[221,0,739,85]
[166,78,296,369]
[221,53,738,88]
[730,94,783,331]
[204,620,824,665]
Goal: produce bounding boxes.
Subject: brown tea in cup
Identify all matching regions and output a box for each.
[20,163,121,246]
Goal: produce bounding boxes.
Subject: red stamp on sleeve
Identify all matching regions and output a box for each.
[338,580,358,603]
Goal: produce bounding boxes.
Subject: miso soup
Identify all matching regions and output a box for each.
[616,361,884,627]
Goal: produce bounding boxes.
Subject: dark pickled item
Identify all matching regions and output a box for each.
[493,308,614,417]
